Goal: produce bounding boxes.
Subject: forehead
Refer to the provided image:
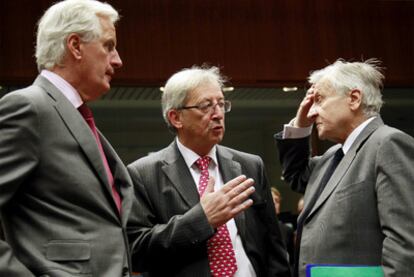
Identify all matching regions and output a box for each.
[314,79,335,96]
[188,82,223,102]
[98,16,116,39]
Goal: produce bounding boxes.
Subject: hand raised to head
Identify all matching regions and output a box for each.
[294,86,317,128]
[200,175,255,228]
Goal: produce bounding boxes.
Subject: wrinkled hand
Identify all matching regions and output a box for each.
[200,175,255,228]
[294,86,316,128]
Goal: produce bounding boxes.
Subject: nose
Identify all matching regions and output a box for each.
[211,103,224,119]
[111,49,123,69]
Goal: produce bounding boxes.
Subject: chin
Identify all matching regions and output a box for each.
[211,135,223,145]
[317,132,326,141]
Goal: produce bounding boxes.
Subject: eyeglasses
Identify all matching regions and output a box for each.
[178,100,232,114]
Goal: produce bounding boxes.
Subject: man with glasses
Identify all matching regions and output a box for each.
[127,66,291,277]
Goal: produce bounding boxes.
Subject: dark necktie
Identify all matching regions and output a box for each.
[78,104,122,214]
[195,156,238,277]
[293,148,344,276]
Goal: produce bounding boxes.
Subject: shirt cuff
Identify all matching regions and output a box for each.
[282,118,312,139]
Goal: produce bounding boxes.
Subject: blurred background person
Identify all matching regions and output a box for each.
[296,197,304,215]
[271,187,295,267]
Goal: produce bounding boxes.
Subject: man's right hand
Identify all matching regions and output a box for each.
[294,86,316,128]
[200,175,255,228]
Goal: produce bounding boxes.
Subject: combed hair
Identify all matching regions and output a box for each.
[308,58,385,117]
[35,0,119,71]
[161,66,226,133]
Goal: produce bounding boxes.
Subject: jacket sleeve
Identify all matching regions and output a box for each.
[0,93,38,276]
[274,132,312,194]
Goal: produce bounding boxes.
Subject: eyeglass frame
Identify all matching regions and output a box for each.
[177,100,232,114]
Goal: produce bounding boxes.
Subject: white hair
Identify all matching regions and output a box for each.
[35,0,119,71]
[161,66,226,132]
[308,58,385,117]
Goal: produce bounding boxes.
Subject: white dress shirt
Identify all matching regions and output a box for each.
[282,117,376,155]
[41,70,83,108]
[176,138,256,277]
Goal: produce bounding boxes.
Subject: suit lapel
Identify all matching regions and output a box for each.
[308,117,384,218]
[34,76,115,210]
[216,146,247,237]
[162,142,200,208]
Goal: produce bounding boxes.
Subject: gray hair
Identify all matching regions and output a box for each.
[35,0,119,71]
[308,58,385,117]
[161,66,226,133]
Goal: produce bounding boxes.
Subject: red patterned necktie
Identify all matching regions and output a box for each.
[195,156,238,277]
[78,104,122,214]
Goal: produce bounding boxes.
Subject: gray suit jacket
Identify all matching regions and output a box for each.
[0,76,134,277]
[276,117,414,277]
[127,141,291,277]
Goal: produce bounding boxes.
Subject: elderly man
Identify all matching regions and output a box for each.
[127,66,291,277]
[0,1,135,276]
[275,59,414,277]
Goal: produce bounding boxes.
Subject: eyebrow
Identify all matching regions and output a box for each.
[199,97,224,102]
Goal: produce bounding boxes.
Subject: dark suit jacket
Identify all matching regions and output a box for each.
[0,76,134,277]
[275,117,414,277]
[127,141,291,277]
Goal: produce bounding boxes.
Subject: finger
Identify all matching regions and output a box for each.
[204,176,215,194]
[228,184,255,206]
[301,93,314,109]
[306,85,315,95]
[221,175,247,193]
[295,96,315,127]
[231,199,254,216]
[227,178,254,199]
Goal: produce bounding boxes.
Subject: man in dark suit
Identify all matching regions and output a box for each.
[275,59,414,277]
[0,1,135,276]
[127,66,291,277]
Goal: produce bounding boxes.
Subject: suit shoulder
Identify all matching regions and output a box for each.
[128,146,170,170]
[218,145,263,163]
[372,124,414,144]
[1,84,48,109]
[3,83,45,100]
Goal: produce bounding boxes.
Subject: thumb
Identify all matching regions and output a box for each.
[205,176,215,193]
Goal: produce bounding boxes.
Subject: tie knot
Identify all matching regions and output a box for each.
[195,156,211,171]
[78,103,93,120]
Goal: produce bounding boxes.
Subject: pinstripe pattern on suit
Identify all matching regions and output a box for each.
[127,141,291,277]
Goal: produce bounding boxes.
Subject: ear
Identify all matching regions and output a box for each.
[66,33,82,60]
[167,109,183,130]
[348,89,362,111]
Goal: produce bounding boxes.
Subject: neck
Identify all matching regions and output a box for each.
[338,114,370,144]
[177,137,214,157]
[51,64,89,102]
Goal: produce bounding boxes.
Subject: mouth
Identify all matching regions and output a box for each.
[105,70,114,80]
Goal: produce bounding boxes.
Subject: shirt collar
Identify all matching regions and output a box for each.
[342,116,376,154]
[176,138,218,169]
[41,70,83,108]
